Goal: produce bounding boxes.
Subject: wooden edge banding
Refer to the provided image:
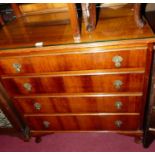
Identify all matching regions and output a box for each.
[0,46,148,58]
[30,130,143,135]
[0,39,153,52]
[24,113,140,117]
[1,68,145,79]
[13,92,143,99]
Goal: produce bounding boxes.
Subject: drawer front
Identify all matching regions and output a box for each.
[14,96,142,114]
[25,115,140,131]
[0,48,147,75]
[2,74,144,95]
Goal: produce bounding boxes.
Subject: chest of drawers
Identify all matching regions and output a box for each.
[0,43,153,142]
[0,4,155,143]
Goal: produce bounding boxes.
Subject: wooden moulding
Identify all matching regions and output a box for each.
[24,113,140,117]
[31,130,143,136]
[1,68,145,78]
[14,92,143,99]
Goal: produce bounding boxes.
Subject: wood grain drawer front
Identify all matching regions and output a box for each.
[0,48,147,75]
[14,96,142,114]
[25,115,140,131]
[2,73,144,95]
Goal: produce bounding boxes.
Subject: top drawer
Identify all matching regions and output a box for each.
[0,48,147,75]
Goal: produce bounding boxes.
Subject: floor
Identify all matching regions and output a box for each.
[0,133,155,152]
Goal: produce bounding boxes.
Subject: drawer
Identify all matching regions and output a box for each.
[0,48,147,75]
[1,73,144,95]
[25,115,140,131]
[14,96,142,114]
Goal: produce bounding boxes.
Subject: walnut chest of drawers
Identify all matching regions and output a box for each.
[0,5,155,142]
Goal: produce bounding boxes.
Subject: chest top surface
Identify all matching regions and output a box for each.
[0,4,155,50]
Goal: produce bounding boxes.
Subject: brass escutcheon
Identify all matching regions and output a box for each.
[34,102,41,110]
[12,63,21,72]
[115,101,123,109]
[23,83,32,91]
[113,80,123,89]
[43,121,50,128]
[112,56,123,68]
[115,120,123,128]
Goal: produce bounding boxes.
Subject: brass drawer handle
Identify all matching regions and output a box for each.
[115,120,123,128]
[34,102,41,110]
[115,101,122,109]
[112,56,123,68]
[43,121,50,128]
[23,83,32,91]
[113,80,123,89]
[12,63,21,72]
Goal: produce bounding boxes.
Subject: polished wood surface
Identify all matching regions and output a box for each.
[25,115,140,131]
[11,3,69,25]
[0,47,147,75]
[1,73,144,95]
[0,4,154,49]
[19,3,68,15]
[11,3,80,41]
[13,96,142,114]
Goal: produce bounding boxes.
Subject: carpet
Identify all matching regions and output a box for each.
[0,133,155,152]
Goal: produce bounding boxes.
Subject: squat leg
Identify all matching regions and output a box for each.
[35,137,42,143]
[134,136,142,144]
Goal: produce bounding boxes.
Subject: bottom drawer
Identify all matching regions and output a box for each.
[25,115,140,131]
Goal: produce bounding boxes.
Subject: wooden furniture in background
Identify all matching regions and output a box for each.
[0,82,29,141]
[81,3,96,32]
[0,4,155,144]
[134,3,145,28]
[11,3,80,41]
[82,3,145,33]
